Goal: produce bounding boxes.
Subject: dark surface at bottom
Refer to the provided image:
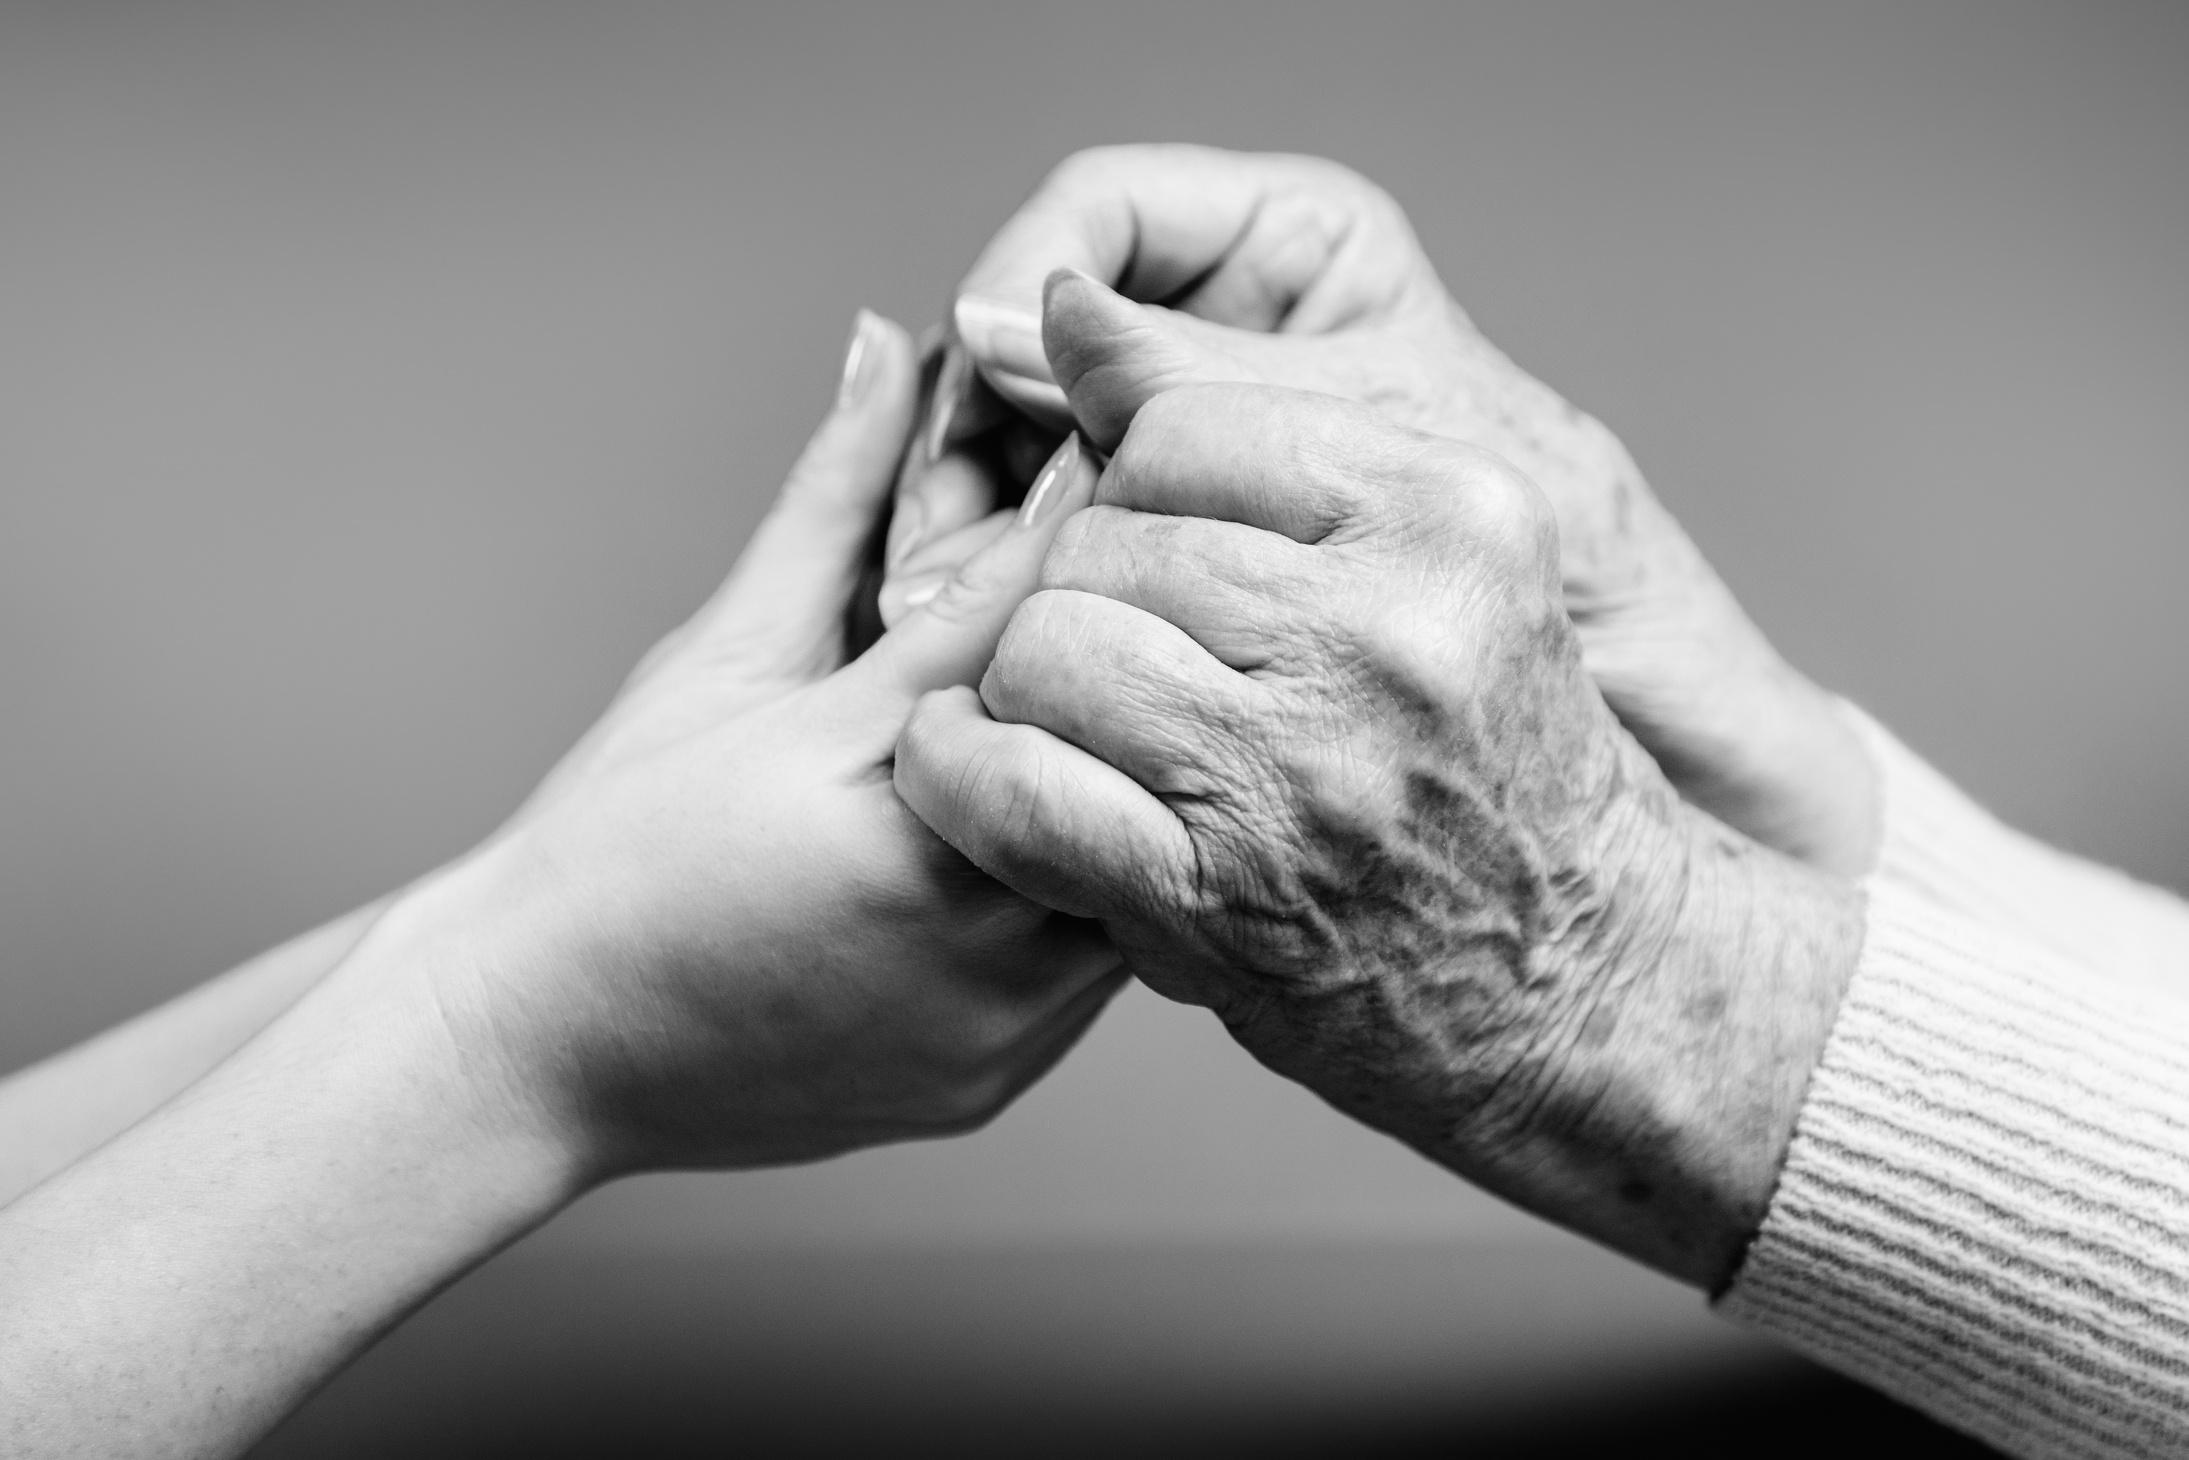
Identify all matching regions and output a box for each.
[254,1238,2002,1458]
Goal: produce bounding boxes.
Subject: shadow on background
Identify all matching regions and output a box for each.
[257,1239,2000,1458]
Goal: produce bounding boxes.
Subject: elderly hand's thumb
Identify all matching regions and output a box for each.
[1040,269,1262,454]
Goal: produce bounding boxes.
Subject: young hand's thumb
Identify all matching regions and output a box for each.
[679,311,917,668]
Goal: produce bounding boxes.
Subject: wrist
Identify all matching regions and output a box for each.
[1484,733,1864,1289]
[0,890,592,1458]
[306,848,608,1201]
[1646,802,1863,1286]
[1639,641,1882,879]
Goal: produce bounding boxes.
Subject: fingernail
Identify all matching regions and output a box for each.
[954,293,1055,385]
[1043,266,1106,310]
[1018,432,1085,527]
[901,577,944,608]
[837,308,880,409]
[924,344,970,462]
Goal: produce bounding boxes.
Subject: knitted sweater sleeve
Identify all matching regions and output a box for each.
[1716,714,2189,1458]
[1844,703,2189,995]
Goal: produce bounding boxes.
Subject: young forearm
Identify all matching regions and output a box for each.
[0,900,389,1207]
[0,886,581,1460]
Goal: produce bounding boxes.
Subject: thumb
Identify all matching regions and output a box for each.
[1041,268,1264,454]
[679,310,918,664]
[835,430,1102,710]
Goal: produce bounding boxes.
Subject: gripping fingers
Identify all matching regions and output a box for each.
[878,507,1015,630]
[896,686,1193,927]
[952,147,1416,422]
[1099,383,1387,545]
[1041,505,1318,673]
[980,589,1259,803]
[845,434,1099,708]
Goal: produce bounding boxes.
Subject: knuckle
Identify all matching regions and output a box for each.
[1121,382,1199,445]
[982,591,1081,716]
[919,575,987,626]
[919,547,1016,627]
[1287,153,1393,212]
[997,587,1080,658]
[1048,144,1130,189]
[1039,504,1126,590]
[1438,448,1555,563]
[899,686,969,759]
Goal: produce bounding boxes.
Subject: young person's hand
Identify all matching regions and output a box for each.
[403,308,1122,1175]
[0,310,1119,1459]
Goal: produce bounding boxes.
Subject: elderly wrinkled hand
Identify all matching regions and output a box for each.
[894,378,1863,1289]
[890,144,1876,875]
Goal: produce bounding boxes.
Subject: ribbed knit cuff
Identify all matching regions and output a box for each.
[1840,701,2189,993]
[1719,880,2189,1460]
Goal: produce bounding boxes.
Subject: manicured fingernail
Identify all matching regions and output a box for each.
[954,293,1055,385]
[924,344,970,462]
[837,309,880,409]
[901,577,944,608]
[1018,432,1084,527]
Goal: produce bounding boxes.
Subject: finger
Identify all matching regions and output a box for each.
[1040,505,1318,672]
[1099,382,1395,545]
[886,443,1004,577]
[885,343,1060,581]
[879,507,1015,629]
[951,146,1425,419]
[842,431,1100,707]
[979,588,1259,803]
[885,343,999,571]
[1038,269,1268,453]
[683,310,918,659]
[895,685,1194,929]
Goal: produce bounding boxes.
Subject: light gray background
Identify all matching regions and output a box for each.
[2,2,2182,1453]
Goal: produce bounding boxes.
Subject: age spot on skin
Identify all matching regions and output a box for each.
[1684,989,1730,1026]
[1575,998,1620,1052]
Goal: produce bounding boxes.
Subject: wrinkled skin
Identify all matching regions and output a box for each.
[890,145,1877,876]
[895,377,1862,1288]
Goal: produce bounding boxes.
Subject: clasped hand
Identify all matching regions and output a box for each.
[339,311,1122,1181]
[362,148,1864,1278]
[896,295,1859,1287]
[0,143,1891,1460]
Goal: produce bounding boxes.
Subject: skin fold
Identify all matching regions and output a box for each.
[896,328,1865,1290]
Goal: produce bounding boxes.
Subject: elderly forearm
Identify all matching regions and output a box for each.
[0,899,389,1206]
[1438,789,1867,1291]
